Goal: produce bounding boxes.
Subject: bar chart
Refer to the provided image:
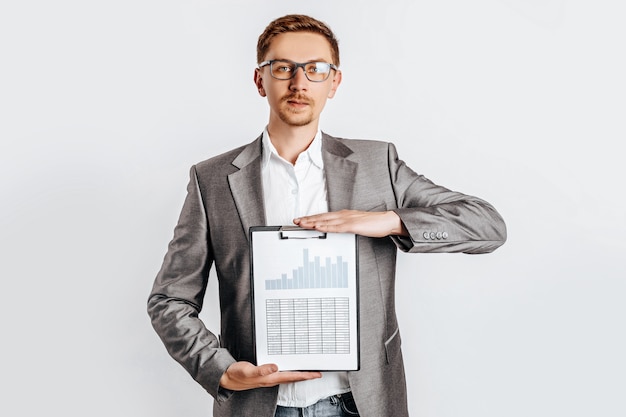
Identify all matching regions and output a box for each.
[264,248,349,290]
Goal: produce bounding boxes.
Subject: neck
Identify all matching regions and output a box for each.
[267,120,319,164]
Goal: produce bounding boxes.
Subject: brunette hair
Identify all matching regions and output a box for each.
[257,14,340,66]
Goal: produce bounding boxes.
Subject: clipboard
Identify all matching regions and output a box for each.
[250,226,360,371]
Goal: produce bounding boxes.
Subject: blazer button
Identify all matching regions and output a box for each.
[423,231,430,240]
[436,232,442,240]
[442,232,448,239]
[429,232,436,240]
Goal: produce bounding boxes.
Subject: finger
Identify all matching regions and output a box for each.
[263,371,322,385]
[296,211,344,223]
[313,222,343,233]
[299,216,343,229]
[255,363,279,376]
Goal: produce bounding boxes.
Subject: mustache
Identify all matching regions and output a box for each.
[281,94,313,105]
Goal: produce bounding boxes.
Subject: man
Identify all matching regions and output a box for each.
[148,14,506,417]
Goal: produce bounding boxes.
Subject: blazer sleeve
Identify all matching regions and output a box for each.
[147,166,236,401]
[386,143,507,253]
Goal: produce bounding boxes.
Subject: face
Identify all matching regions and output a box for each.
[254,32,342,128]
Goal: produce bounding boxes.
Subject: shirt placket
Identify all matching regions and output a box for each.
[292,155,312,219]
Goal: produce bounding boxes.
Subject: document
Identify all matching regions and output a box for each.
[250,226,359,371]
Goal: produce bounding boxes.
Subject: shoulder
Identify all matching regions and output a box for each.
[323,132,390,149]
[322,133,396,161]
[193,136,262,175]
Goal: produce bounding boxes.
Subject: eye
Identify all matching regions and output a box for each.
[307,63,330,73]
[274,62,294,73]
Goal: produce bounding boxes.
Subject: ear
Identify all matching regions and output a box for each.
[254,68,266,97]
[327,70,342,99]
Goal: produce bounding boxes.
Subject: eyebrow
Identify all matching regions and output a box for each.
[272,58,331,63]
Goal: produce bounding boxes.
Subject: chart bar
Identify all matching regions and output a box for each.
[265,249,349,290]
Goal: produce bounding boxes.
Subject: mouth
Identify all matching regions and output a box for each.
[287,101,309,109]
[284,95,312,108]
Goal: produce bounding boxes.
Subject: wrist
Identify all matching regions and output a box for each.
[386,211,408,236]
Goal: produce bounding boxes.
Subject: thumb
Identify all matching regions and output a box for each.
[256,363,279,376]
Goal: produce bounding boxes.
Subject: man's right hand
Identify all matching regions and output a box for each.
[219,361,322,391]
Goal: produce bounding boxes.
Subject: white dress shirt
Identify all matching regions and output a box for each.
[261,128,351,407]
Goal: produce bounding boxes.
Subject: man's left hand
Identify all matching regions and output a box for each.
[294,210,408,238]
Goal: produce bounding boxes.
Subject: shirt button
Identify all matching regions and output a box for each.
[291,189,298,195]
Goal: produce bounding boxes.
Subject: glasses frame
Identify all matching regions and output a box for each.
[258,59,338,82]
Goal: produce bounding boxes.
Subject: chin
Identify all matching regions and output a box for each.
[279,113,314,127]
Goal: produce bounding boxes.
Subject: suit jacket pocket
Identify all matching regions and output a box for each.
[384,327,402,364]
[364,202,388,212]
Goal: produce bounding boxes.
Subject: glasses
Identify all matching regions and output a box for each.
[258,60,338,82]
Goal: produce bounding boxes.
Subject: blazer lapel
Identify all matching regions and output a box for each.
[322,133,358,211]
[228,136,266,240]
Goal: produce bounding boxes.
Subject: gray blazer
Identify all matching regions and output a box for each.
[148,133,506,417]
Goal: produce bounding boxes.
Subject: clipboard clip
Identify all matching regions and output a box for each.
[279,226,327,240]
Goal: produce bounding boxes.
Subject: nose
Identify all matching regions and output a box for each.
[289,66,309,91]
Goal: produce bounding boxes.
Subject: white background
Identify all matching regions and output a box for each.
[1,1,624,416]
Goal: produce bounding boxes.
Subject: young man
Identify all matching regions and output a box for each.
[148,14,506,417]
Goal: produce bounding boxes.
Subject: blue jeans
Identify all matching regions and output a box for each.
[274,392,360,417]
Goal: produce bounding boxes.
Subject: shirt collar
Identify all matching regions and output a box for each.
[261,127,324,169]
